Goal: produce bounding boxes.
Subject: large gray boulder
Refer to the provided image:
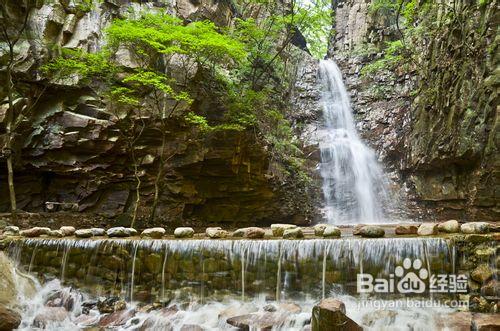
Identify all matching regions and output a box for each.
[358,226,385,238]
[75,229,93,238]
[271,224,297,237]
[417,223,438,236]
[438,220,460,233]
[311,298,362,331]
[174,227,194,238]
[141,227,166,239]
[107,227,131,238]
[461,222,490,234]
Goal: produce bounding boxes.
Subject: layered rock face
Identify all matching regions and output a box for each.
[327,0,498,222]
[0,0,314,227]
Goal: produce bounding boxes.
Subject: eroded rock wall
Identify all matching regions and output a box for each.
[0,0,316,227]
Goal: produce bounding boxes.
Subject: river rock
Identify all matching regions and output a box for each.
[141,227,166,239]
[48,230,64,238]
[278,302,302,314]
[471,264,493,283]
[75,229,93,238]
[107,227,131,237]
[352,225,365,235]
[60,226,75,236]
[90,228,106,236]
[33,307,69,328]
[472,313,500,330]
[417,223,438,236]
[2,226,19,236]
[20,227,51,237]
[0,305,21,331]
[283,227,304,239]
[362,310,397,327]
[313,224,328,236]
[461,222,490,234]
[73,313,99,327]
[0,252,36,306]
[233,227,265,238]
[438,220,460,233]
[180,324,204,331]
[226,312,286,330]
[126,228,138,236]
[395,224,418,235]
[174,227,194,238]
[323,225,341,237]
[311,298,361,331]
[206,227,228,239]
[480,279,498,296]
[271,224,297,237]
[358,226,385,238]
[98,309,135,327]
[436,312,472,330]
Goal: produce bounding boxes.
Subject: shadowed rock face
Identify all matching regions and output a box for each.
[0,0,316,227]
[325,0,498,222]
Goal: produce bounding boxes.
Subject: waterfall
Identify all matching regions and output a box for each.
[319,59,391,224]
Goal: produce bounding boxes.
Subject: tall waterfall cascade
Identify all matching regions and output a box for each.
[319,59,391,224]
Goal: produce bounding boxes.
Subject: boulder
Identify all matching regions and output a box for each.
[271,224,297,237]
[0,305,21,331]
[352,225,365,235]
[226,312,287,330]
[417,223,438,236]
[174,227,194,238]
[126,228,138,236]
[480,279,498,296]
[436,312,472,330]
[73,313,99,327]
[0,252,36,307]
[472,313,500,330]
[313,224,328,236]
[471,264,493,283]
[75,229,93,238]
[60,226,75,236]
[278,302,302,314]
[141,227,166,239]
[90,228,106,236]
[283,228,304,239]
[232,227,265,239]
[311,298,361,331]
[395,224,418,235]
[98,309,135,327]
[358,226,385,238]
[438,220,460,233]
[48,230,64,238]
[2,226,19,236]
[106,227,130,238]
[323,225,341,238]
[206,227,228,239]
[20,227,51,237]
[461,222,490,234]
[33,307,68,328]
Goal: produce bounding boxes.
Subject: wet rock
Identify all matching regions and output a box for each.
[278,302,302,314]
[480,279,498,296]
[313,224,328,236]
[358,226,385,238]
[352,225,365,235]
[438,220,460,233]
[283,227,304,239]
[90,228,106,236]
[174,227,195,238]
[81,300,98,314]
[323,225,341,237]
[472,313,500,330]
[107,227,131,237]
[98,309,135,327]
[73,313,99,327]
[233,227,265,238]
[60,226,75,236]
[45,290,75,311]
[465,234,492,243]
[461,222,490,234]
[0,253,36,306]
[226,312,286,330]
[140,306,179,330]
[48,229,64,238]
[311,298,361,331]
[0,305,21,331]
[206,227,228,239]
[471,264,493,283]
[33,307,69,328]
[417,223,438,236]
[75,229,93,238]
[271,224,297,237]
[219,303,258,320]
[395,224,418,235]
[97,297,121,313]
[141,227,166,239]
[263,304,277,312]
[20,227,51,237]
[2,226,19,236]
[436,312,472,330]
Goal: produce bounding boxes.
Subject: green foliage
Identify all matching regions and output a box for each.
[296,0,332,59]
[361,40,404,76]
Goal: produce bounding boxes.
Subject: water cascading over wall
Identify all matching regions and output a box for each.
[8,238,455,303]
[318,59,392,224]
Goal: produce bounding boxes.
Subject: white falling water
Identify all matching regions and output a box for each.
[319,59,390,224]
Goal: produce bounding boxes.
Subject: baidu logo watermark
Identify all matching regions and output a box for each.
[357,258,468,294]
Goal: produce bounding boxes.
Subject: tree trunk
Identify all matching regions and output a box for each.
[5,49,17,218]
[130,153,141,229]
[149,133,167,223]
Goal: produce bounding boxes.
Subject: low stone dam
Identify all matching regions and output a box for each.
[3,234,498,330]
